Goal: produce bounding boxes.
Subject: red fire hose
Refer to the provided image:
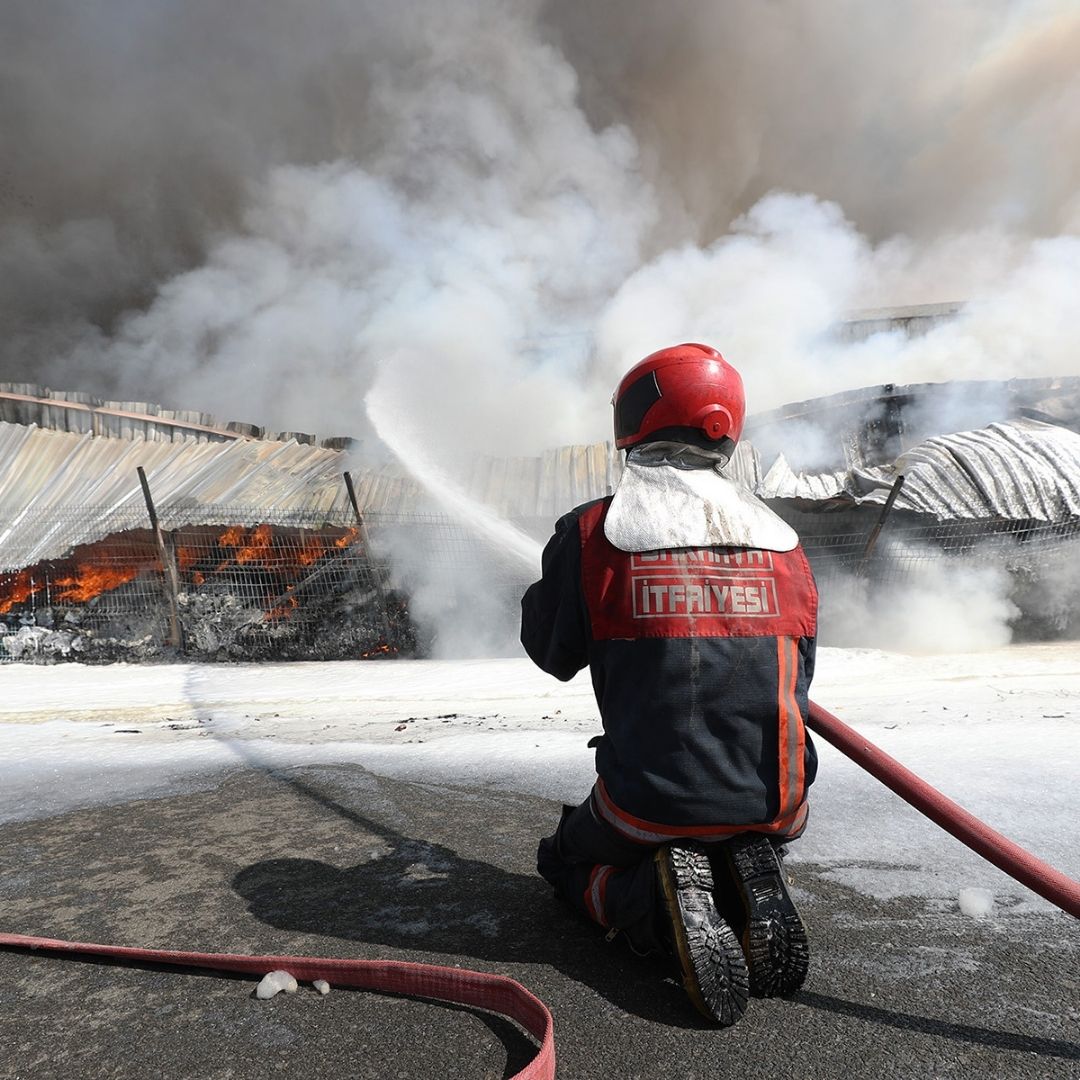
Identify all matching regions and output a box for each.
[0,933,555,1079]
[807,700,1080,918]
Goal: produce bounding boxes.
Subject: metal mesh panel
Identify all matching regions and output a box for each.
[1,516,167,662]
[798,512,1080,642]
[4,502,1080,662]
[0,506,534,663]
[0,507,387,662]
[797,513,1080,586]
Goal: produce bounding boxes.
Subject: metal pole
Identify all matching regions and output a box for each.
[343,471,395,645]
[136,466,183,651]
[858,473,905,574]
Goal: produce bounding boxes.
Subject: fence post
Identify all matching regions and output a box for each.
[136,467,184,652]
[343,471,395,645]
[858,473,906,575]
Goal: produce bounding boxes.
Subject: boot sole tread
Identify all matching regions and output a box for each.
[724,836,810,998]
[657,842,750,1026]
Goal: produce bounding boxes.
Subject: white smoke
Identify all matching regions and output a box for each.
[591,194,1080,417]
[4,0,1080,654]
[819,557,1020,654]
[43,6,655,454]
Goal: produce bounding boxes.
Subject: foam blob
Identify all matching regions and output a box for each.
[958,887,995,918]
[255,970,299,999]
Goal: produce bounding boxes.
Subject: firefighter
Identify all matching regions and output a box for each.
[520,343,818,1026]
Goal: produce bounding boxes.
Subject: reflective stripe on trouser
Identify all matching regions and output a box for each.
[584,865,615,926]
[536,797,659,937]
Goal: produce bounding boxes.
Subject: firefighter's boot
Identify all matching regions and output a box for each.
[654,841,749,1026]
[715,833,809,998]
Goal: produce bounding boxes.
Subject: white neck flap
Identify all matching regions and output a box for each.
[604,460,799,553]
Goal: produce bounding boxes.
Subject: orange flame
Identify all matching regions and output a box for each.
[297,535,327,567]
[266,586,299,621]
[1,523,364,618]
[218,525,245,547]
[53,563,140,603]
[236,523,274,565]
[215,523,276,566]
[0,569,41,614]
[361,642,399,659]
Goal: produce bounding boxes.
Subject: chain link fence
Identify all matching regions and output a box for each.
[784,508,1080,582]
[780,507,1080,641]
[3,502,1080,662]
[0,505,533,663]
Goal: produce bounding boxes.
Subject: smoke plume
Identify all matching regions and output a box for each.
[4,1,1080,438]
[818,557,1019,654]
[3,0,1080,653]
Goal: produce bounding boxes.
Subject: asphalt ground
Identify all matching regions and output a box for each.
[0,763,1077,1079]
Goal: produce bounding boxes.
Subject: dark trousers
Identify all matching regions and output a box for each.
[537,792,793,952]
[537,794,664,951]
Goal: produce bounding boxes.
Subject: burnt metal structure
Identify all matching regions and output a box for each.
[6,360,1080,660]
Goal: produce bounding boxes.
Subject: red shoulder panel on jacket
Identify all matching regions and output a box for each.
[578,499,817,639]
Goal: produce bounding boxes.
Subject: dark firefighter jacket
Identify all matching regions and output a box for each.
[521,496,819,842]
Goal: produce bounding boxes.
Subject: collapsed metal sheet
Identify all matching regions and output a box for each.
[888,419,1080,521]
[0,423,350,570]
[762,419,1080,522]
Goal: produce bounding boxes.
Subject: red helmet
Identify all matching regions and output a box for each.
[612,343,745,453]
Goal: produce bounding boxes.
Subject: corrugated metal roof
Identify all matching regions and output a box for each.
[321,419,1080,524]
[454,439,761,522]
[767,419,1080,522]
[468,442,622,519]
[0,417,769,567]
[887,419,1080,521]
[0,424,625,563]
[743,375,1080,476]
[345,442,625,521]
[0,384,356,447]
[8,404,1075,573]
[758,455,851,502]
[0,423,351,568]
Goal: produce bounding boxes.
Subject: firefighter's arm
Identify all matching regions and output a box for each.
[520,511,589,681]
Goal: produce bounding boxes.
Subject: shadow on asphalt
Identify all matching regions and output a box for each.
[231,768,1080,1066]
[798,991,1080,1061]
[231,769,716,1032]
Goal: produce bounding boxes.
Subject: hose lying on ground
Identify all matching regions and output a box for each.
[807,700,1080,918]
[0,934,556,1080]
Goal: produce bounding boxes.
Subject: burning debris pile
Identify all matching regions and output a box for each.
[0,410,430,664]
[0,517,416,663]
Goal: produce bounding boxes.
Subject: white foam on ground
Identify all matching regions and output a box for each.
[958,888,996,919]
[255,970,298,999]
[0,644,1076,914]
